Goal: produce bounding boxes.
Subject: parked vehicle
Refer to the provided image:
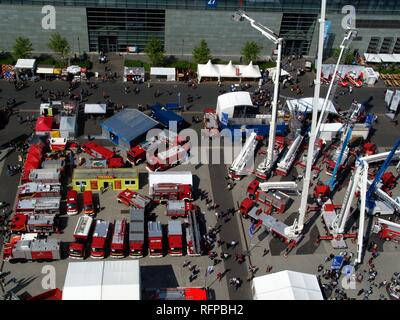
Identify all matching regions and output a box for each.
[9,213,57,235]
[168,220,183,256]
[110,219,128,258]
[66,190,79,216]
[166,200,194,218]
[117,189,151,209]
[69,216,94,259]
[90,220,111,259]
[129,208,145,258]
[83,190,95,216]
[148,221,163,257]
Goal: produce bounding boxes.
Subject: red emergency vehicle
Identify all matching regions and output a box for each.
[110,219,127,258]
[168,220,183,256]
[66,190,79,216]
[90,220,111,259]
[374,219,400,242]
[186,210,203,256]
[129,208,145,258]
[9,213,57,235]
[117,189,152,209]
[69,216,94,259]
[151,183,192,204]
[146,142,191,172]
[148,221,163,257]
[81,141,124,168]
[83,190,95,216]
[166,200,194,218]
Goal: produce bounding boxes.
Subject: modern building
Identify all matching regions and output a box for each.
[0,1,399,58]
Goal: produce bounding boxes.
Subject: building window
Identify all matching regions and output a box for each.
[125,180,136,185]
[380,37,394,54]
[356,20,400,29]
[367,37,381,54]
[393,38,400,54]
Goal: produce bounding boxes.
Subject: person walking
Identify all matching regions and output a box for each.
[216,272,223,282]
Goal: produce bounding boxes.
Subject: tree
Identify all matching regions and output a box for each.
[241,41,262,64]
[12,37,33,59]
[48,33,70,62]
[193,40,211,64]
[145,38,165,66]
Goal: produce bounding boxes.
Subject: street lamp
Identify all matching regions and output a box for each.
[233,10,283,174]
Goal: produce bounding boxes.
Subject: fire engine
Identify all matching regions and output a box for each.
[127,129,187,166]
[168,220,183,256]
[66,190,79,216]
[275,135,304,177]
[373,218,400,242]
[129,208,145,258]
[17,182,61,199]
[148,221,163,257]
[3,233,60,263]
[83,190,95,216]
[110,219,128,258]
[149,172,193,203]
[117,189,152,209]
[16,197,61,215]
[146,141,191,172]
[69,215,94,259]
[90,220,111,259]
[81,141,124,168]
[9,213,57,235]
[185,210,203,256]
[166,200,194,218]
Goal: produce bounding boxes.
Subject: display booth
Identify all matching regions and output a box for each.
[123,67,145,83]
[14,59,36,80]
[197,60,261,82]
[150,67,176,81]
[36,65,56,79]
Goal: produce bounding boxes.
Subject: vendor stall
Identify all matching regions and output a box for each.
[150,67,176,81]
[14,59,36,80]
[364,53,382,64]
[1,64,15,80]
[286,97,338,115]
[36,65,55,79]
[59,115,77,139]
[123,67,145,83]
[72,168,139,192]
[35,116,54,136]
[197,60,261,82]
[84,104,107,115]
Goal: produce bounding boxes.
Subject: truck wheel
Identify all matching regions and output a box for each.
[20,259,28,264]
[385,238,391,241]
[9,259,18,264]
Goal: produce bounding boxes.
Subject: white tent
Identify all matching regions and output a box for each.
[240,61,261,78]
[379,54,397,63]
[392,54,400,63]
[36,65,55,74]
[216,91,253,119]
[365,67,379,86]
[364,53,382,63]
[197,60,220,82]
[286,97,338,115]
[67,65,81,74]
[267,67,290,83]
[63,261,140,300]
[15,59,36,69]
[219,60,238,78]
[252,270,323,300]
[84,104,107,114]
[150,67,176,81]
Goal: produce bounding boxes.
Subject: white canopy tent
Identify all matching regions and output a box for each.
[197,60,220,81]
[197,61,261,82]
[252,270,323,300]
[84,104,107,114]
[150,67,176,81]
[219,60,238,78]
[216,91,253,119]
[36,65,55,74]
[286,97,338,115]
[392,54,400,63]
[364,53,382,64]
[240,61,262,78]
[267,67,290,83]
[63,261,140,300]
[379,54,398,63]
[66,65,81,74]
[15,59,36,70]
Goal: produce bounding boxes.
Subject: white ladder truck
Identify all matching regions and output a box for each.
[284,23,357,241]
[229,132,259,180]
[233,11,283,180]
[276,134,304,176]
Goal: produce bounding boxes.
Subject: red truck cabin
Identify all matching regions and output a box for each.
[111,219,127,258]
[127,144,147,165]
[148,221,163,257]
[117,189,151,209]
[152,183,193,203]
[168,220,183,256]
[67,190,79,215]
[240,198,256,216]
[129,208,145,257]
[247,179,260,198]
[166,200,193,217]
[90,220,110,259]
[9,214,28,232]
[83,191,95,216]
[69,216,93,258]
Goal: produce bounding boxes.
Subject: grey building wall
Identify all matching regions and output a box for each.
[165,10,283,59]
[309,13,400,58]
[0,4,89,54]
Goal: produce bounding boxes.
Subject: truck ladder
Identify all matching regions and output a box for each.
[230,132,258,176]
[276,135,303,174]
[258,181,298,192]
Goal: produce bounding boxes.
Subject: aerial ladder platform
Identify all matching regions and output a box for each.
[276,135,304,176]
[229,132,259,180]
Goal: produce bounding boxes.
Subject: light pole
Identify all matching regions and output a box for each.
[232,10,283,175]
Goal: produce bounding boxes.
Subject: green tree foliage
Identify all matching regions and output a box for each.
[193,40,212,64]
[145,38,165,66]
[241,41,263,64]
[48,33,71,61]
[12,37,33,59]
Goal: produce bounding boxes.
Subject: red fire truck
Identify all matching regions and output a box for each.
[17,182,61,199]
[168,220,183,256]
[149,172,193,203]
[3,234,60,263]
[9,213,57,235]
[81,141,124,168]
[374,218,400,242]
[146,141,191,172]
[129,208,145,258]
[127,130,187,166]
[83,190,95,216]
[186,210,203,256]
[239,198,262,217]
[143,287,207,300]
[69,216,94,259]
[117,189,152,209]
[148,221,163,257]
[110,219,127,258]
[166,200,194,218]
[90,220,111,259]
[66,190,79,216]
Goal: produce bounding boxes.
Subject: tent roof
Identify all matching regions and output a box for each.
[364,53,382,63]
[197,60,220,78]
[219,60,237,78]
[392,54,400,63]
[252,270,323,300]
[240,61,261,78]
[15,59,36,69]
[35,116,53,132]
[124,67,145,76]
[286,97,337,115]
[379,54,397,63]
[84,104,107,114]
[100,109,159,143]
[217,91,253,111]
[150,67,176,76]
[59,116,76,131]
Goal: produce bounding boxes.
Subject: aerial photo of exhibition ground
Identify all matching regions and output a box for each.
[0,0,399,301]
